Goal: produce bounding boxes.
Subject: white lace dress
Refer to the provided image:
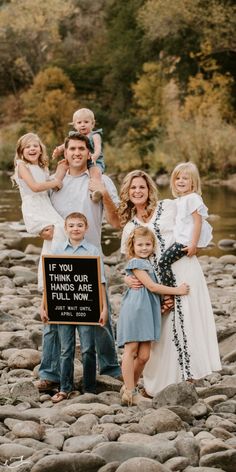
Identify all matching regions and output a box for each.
[121,199,221,395]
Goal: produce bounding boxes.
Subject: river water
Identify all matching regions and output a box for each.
[1,173,236,257]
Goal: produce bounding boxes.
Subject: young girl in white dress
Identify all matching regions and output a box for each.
[12,133,66,288]
[158,162,213,286]
[117,226,190,406]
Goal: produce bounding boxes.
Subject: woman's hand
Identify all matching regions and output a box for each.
[161,295,174,315]
[124,274,143,290]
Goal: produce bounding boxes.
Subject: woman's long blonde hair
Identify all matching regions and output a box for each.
[118,170,158,227]
[14,133,48,169]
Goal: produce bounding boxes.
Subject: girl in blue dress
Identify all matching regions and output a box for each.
[117,226,190,406]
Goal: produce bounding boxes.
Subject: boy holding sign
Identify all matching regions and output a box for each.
[40,212,108,402]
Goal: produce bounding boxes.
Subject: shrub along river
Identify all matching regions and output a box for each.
[1,173,236,258]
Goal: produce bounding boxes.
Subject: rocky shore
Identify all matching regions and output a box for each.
[0,222,236,472]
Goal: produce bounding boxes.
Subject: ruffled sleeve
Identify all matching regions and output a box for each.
[178,193,209,219]
[126,258,152,273]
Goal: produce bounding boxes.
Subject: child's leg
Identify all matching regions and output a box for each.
[122,342,139,390]
[88,162,103,203]
[89,165,102,182]
[134,341,151,386]
[57,324,76,393]
[158,242,185,286]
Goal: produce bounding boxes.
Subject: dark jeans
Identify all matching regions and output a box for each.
[38,304,121,393]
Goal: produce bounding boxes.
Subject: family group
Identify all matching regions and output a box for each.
[12,107,221,406]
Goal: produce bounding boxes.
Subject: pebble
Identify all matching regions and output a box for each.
[0,223,235,471]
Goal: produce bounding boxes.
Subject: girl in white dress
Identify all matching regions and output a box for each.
[119,170,221,396]
[158,162,212,287]
[12,133,66,289]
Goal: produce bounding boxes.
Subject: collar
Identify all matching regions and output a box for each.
[66,169,89,177]
[63,238,89,251]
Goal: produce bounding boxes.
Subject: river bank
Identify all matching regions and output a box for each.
[0,222,236,471]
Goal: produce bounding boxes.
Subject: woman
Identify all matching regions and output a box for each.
[118,170,221,396]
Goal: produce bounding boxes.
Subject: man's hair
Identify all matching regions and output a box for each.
[65,212,88,227]
[64,132,93,152]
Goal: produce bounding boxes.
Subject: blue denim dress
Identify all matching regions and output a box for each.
[117,258,161,347]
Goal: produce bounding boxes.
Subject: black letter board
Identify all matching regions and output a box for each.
[42,255,102,324]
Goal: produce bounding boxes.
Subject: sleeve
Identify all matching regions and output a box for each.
[126,258,151,272]
[181,193,209,219]
[102,175,120,207]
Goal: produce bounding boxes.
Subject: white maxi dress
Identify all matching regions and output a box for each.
[121,199,222,396]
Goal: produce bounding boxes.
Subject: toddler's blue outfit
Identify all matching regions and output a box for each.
[87,129,105,173]
[117,258,161,347]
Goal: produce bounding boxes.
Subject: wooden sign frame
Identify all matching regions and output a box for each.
[42,255,103,325]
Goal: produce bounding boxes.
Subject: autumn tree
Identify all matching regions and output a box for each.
[22,67,77,148]
[0,0,73,94]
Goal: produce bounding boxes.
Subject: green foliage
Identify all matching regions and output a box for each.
[22,67,77,148]
[0,0,236,177]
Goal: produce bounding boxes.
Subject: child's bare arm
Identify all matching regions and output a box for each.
[182,211,202,257]
[91,133,102,162]
[18,162,62,192]
[133,268,190,295]
[99,284,108,326]
[54,159,69,181]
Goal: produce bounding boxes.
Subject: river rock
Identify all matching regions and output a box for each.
[152,381,198,409]
[30,452,106,472]
[116,457,170,471]
[93,442,161,463]
[63,434,107,452]
[138,408,183,435]
[11,421,45,440]
[68,413,98,436]
[7,348,41,369]
[199,449,236,471]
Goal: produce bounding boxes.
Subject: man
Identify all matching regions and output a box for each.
[36,133,121,393]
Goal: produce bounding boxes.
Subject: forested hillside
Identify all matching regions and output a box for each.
[0,0,235,176]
